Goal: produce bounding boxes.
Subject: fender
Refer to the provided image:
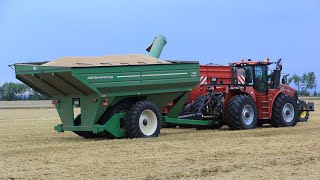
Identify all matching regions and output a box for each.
[268,88,294,119]
[223,86,256,112]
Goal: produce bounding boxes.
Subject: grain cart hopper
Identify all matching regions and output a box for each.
[12,35,200,139]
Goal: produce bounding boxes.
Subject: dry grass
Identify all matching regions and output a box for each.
[0,100,52,109]
[0,100,319,179]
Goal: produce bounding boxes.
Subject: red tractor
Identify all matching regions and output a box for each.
[179,58,314,130]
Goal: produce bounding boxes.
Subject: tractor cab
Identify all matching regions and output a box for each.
[229,59,281,94]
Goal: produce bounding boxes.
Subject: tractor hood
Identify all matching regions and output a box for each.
[280,84,297,97]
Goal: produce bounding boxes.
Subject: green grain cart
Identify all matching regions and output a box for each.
[12,35,200,139]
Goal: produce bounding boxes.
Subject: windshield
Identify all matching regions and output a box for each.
[233,66,253,85]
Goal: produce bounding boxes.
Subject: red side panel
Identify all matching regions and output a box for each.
[187,65,232,103]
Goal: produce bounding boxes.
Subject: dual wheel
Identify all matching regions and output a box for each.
[225,94,297,130]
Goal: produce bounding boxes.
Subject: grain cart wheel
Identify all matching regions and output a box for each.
[297,101,309,122]
[125,100,162,138]
[225,94,258,130]
[271,94,298,127]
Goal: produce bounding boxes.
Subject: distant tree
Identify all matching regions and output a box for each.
[288,74,301,93]
[302,72,316,90]
[27,89,49,100]
[301,72,317,96]
[0,82,50,101]
[287,72,318,96]
[313,91,317,97]
[1,82,28,101]
[0,85,3,100]
[299,89,310,96]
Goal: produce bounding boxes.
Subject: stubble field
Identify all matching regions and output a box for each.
[0,99,319,179]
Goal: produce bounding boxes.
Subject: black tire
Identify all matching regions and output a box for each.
[271,94,298,127]
[225,94,258,130]
[99,102,133,125]
[73,115,100,139]
[208,121,224,129]
[125,100,162,138]
[297,101,309,122]
[257,121,264,127]
[180,103,192,115]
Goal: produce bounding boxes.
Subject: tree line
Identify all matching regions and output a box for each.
[287,72,318,96]
[0,82,49,101]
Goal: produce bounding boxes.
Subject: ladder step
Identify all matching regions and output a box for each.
[262,106,268,109]
[262,101,268,103]
[262,112,268,114]
[262,117,269,119]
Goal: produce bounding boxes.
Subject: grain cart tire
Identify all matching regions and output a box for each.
[271,94,298,127]
[100,101,133,126]
[73,115,100,139]
[225,94,258,130]
[125,100,162,138]
[297,101,309,122]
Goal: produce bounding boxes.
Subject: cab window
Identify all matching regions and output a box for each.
[254,66,268,93]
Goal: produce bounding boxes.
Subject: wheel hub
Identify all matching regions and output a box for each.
[285,110,290,116]
[139,109,158,136]
[142,119,148,126]
[242,105,254,126]
[282,103,294,123]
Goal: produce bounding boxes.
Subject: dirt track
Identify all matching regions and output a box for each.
[0,100,319,179]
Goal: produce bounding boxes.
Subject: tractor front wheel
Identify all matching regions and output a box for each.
[271,94,298,127]
[125,100,162,138]
[225,94,258,130]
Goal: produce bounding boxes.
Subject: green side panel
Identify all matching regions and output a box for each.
[71,63,200,97]
[166,92,190,118]
[145,92,185,109]
[103,112,127,137]
[54,112,127,138]
[54,96,74,126]
[80,96,114,126]
[14,64,70,74]
[162,116,211,126]
[15,72,96,97]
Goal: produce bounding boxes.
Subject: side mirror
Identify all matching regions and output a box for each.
[282,74,289,85]
[281,77,286,84]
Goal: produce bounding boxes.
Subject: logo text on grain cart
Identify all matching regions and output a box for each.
[87,75,114,80]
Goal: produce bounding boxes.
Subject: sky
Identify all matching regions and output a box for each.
[1,0,320,90]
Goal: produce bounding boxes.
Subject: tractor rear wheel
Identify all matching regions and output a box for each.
[125,100,162,138]
[225,94,258,130]
[271,94,298,127]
